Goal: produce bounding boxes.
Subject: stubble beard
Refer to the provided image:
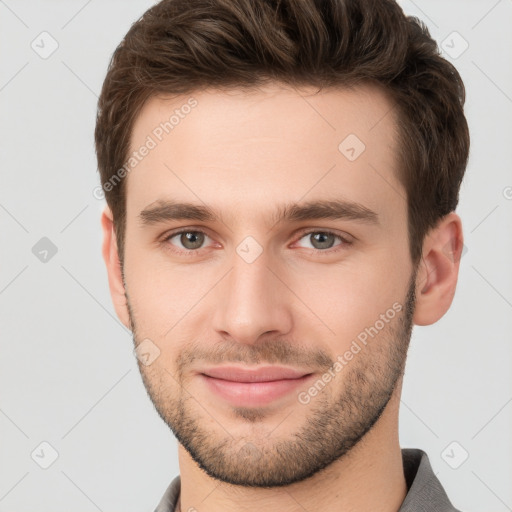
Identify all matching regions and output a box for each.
[127,271,417,488]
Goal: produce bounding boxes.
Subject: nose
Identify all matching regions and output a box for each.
[212,250,293,346]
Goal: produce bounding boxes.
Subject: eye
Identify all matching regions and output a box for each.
[294,230,351,253]
[162,228,352,256]
[164,229,212,252]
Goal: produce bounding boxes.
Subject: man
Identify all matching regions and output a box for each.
[95,0,469,510]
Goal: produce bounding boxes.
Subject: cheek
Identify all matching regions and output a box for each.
[288,256,408,349]
[123,226,411,352]
[123,244,218,342]
[123,250,176,338]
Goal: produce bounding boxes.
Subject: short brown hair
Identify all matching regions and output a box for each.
[94,0,470,266]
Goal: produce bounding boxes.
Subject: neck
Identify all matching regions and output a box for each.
[177,384,406,512]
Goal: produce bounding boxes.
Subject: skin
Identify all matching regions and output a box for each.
[101,82,464,512]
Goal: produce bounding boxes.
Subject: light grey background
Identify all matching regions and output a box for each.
[0,1,511,511]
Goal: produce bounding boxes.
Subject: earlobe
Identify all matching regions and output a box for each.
[412,212,464,326]
[100,206,131,330]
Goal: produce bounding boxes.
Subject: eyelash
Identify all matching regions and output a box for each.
[161,228,353,257]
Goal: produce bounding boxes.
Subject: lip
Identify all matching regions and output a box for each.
[200,365,311,382]
[198,366,314,407]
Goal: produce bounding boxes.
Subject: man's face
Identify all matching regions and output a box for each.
[121,83,417,486]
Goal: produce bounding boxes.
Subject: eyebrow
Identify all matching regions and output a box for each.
[138,198,379,228]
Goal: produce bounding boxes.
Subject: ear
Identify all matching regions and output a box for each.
[100,206,131,330]
[413,212,464,326]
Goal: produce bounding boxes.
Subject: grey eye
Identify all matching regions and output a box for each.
[298,232,341,250]
[171,231,207,250]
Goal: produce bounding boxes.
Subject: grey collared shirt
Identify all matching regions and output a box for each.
[154,448,462,512]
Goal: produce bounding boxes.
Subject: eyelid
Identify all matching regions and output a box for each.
[161,226,354,254]
[161,227,217,254]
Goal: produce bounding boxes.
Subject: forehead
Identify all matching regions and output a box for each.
[131,82,398,151]
[126,82,404,228]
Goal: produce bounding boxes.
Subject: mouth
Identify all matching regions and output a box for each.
[198,365,315,406]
